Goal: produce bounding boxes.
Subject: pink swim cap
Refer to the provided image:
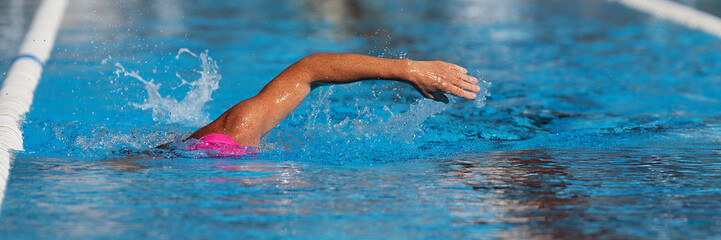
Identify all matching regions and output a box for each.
[200,133,238,145]
[187,133,257,158]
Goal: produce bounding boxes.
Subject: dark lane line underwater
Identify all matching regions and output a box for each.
[1,0,720,239]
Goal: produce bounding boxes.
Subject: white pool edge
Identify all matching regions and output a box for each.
[0,0,67,211]
[614,0,721,38]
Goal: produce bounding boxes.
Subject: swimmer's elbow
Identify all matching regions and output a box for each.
[272,53,337,86]
[303,52,334,62]
[295,53,335,83]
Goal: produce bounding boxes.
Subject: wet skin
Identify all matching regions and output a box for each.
[188,53,481,147]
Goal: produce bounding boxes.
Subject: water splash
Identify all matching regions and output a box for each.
[114,48,220,126]
[473,73,492,108]
[21,118,189,157]
[72,125,184,155]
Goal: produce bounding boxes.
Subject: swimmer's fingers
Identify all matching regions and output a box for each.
[434,62,480,95]
[416,87,434,99]
[441,82,477,100]
[461,75,479,84]
[453,74,481,93]
[436,72,480,99]
[448,64,478,84]
[444,62,468,74]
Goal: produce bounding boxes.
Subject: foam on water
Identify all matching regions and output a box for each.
[114,48,220,126]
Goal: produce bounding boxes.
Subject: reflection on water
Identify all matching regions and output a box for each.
[443,149,593,238]
[4,147,720,239]
[441,148,721,239]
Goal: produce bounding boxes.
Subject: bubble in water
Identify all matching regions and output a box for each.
[114,48,220,126]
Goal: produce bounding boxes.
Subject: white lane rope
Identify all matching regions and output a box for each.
[614,0,721,38]
[0,0,67,211]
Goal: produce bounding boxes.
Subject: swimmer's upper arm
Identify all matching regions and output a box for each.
[191,58,315,147]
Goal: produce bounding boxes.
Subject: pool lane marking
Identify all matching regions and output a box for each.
[614,0,721,38]
[0,0,67,211]
[12,54,45,67]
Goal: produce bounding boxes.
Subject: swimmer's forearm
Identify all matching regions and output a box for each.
[293,53,412,85]
[286,53,480,100]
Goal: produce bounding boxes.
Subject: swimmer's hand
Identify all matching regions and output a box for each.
[405,60,481,103]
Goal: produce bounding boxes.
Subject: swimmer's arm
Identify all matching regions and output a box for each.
[190,53,481,147]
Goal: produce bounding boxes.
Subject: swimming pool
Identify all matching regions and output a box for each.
[2,0,721,239]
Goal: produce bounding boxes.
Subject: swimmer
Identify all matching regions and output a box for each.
[178,53,481,154]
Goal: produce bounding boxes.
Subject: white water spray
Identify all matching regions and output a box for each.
[114,48,220,126]
[474,75,492,108]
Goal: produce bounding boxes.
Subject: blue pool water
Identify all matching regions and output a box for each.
[2,0,721,239]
